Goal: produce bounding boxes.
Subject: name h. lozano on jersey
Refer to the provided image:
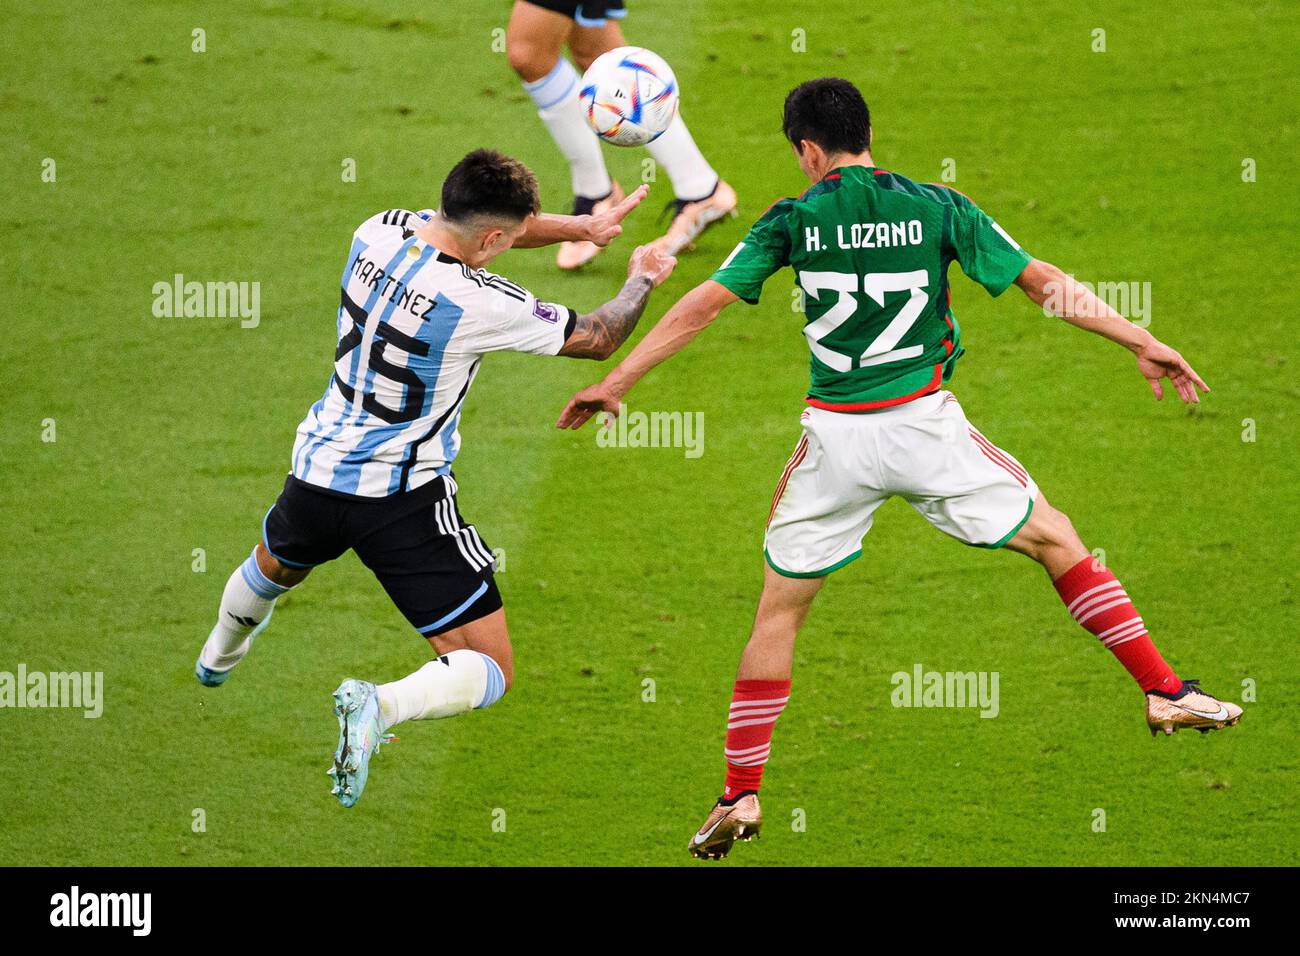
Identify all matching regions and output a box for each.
[803,219,925,252]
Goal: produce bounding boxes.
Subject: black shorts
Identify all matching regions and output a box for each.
[262,474,501,638]
[525,0,627,27]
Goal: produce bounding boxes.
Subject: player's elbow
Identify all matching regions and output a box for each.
[1015,258,1063,303]
[573,339,618,361]
[559,338,618,361]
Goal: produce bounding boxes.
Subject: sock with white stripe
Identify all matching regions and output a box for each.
[722,678,791,799]
[1053,556,1181,694]
[646,113,719,201]
[199,549,295,672]
[376,649,506,729]
[523,58,612,200]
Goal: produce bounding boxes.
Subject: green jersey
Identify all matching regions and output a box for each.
[711,166,1032,410]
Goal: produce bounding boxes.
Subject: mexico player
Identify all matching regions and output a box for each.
[505,0,737,268]
[194,149,675,807]
[556,79,1242,859]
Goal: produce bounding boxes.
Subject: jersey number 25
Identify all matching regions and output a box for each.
[334,292,428,425]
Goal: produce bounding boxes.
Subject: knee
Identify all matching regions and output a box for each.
[254,541,309,588]
[1037,503,1080,549]
[478,647,513,694]
[1015,500,1083,563]
[506,38,556,82]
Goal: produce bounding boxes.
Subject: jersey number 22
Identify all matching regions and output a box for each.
[799,269,928,372]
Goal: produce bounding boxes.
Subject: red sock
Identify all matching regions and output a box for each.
[1053,556,1181,694]
[723,678,791,799]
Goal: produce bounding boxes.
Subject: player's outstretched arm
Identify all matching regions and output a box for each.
[514,185,650,249]
[556,279,738,429]
[558,243,677,361]
[1015,258,1210,404]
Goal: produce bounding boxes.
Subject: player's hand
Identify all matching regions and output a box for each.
[626,242,676,287]
[587,184,650,247]
[556,380,623,430]
[1134,338,1210,404]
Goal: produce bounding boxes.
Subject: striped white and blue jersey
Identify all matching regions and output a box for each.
[290,208,576,497]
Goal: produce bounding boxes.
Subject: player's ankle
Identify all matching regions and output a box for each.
[675,178,721,205]
[719,789,758,806]
[1146,677,1187,699]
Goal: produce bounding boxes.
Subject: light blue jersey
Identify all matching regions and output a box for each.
[291,209,574,497]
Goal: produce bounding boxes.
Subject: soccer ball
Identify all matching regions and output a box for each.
[579,46,679,147]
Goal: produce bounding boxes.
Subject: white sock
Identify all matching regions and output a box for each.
[523,58,612,200]
[199,550,292,671]
[376,650,507,728]
[647,113,718,200]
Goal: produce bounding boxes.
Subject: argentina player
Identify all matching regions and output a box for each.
[195,149,675,807]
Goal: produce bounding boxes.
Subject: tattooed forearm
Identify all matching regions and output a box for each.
[559,275,656,360]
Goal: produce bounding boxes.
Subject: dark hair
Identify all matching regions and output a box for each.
[440,149,540,224]
[782,78,871,156]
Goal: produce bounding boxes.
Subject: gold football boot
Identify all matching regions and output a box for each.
[1146,679,1243,737]
[688,791,761,860]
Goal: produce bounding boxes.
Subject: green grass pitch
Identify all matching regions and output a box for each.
[1,0,1296,866]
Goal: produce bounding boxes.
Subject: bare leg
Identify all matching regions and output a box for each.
[373,600,512,729]
[254,540,311,587]
[505,0,572,81]
[567,18,626,71]
[1004,493,1185,697]
[426,607,513,692]
[724,567,822,787]
[737,565,824,681]
[689,565,823,858]
[507,0,614,264]
[1002,493,1089,577]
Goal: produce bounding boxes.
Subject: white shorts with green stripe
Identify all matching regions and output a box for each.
[764,391,1039,578]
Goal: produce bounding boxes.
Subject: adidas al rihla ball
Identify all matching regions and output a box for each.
[579,46,679,147]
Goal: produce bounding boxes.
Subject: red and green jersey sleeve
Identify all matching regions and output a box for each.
[709,199,796,304]
[946,193,1032,297]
